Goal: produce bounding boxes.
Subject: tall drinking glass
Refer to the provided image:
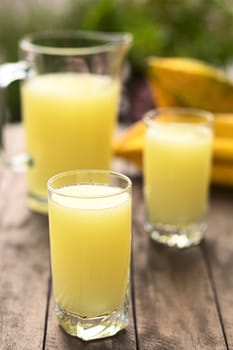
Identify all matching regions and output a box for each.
[0,30,132,213]
[143,108,213,248]
[48,170,132,341]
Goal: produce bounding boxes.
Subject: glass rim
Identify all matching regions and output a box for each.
[19,30,133,56]
[47,169,132,199]
[143,107,214,127]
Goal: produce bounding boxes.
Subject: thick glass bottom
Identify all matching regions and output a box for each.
[55,297,129,341]
[145,220,206,248]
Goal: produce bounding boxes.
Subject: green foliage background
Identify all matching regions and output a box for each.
[0,0,233,120]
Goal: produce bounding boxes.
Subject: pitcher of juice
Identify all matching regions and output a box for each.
[0,30,132,214]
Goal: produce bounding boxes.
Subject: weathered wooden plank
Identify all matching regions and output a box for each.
[0,169,50,350]
[0,125,50,350]
[204,187,233,349]
[132,177,226,350]
[1,125,232,349]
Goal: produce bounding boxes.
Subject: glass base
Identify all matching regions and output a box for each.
[55,298,129,341]
[145,220,206,248]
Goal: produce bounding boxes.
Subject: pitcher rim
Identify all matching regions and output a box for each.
[19,30,133,56]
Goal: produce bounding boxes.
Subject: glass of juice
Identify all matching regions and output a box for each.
[0,30,132,214]
[47,169,132,341]
[143,108,213,248]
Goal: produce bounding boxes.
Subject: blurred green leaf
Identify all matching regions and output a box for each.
[0,0,232,121]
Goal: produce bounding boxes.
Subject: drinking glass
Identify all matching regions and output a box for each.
[0,30,132,213]
[143,108,213,248]
[47,169,132,340]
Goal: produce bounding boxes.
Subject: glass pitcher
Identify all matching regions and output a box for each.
[0,30,133,214]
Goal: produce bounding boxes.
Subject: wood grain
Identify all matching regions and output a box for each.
[132,177,227,350]
[204,187,233,349]
[1,125,233,349]
[0,125,50,350]
[0,169,50,350]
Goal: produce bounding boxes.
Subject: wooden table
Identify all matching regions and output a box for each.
[1,126,233,349]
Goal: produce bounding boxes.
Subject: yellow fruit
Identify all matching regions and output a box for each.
[114,121,145,167]
[214,138,233,162]
[212,162,233,187]
[214,114,233,138]
[114,114,233,186]
[147,57,233,113]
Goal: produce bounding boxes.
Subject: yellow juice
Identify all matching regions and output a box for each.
[144,123,213,226]
[48,184,131,318]
[21,73,120,201]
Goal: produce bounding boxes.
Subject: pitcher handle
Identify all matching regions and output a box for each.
[0,61,31,171]
[0,61,28,88]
